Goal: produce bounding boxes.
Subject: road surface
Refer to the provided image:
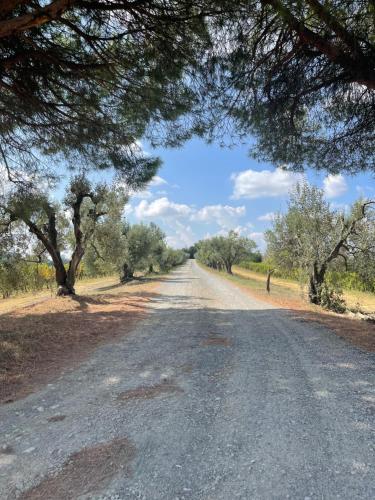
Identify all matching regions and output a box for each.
[1,260,374,499]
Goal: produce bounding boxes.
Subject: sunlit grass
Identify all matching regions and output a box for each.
[233,266,375,314]
[0,275,119,315]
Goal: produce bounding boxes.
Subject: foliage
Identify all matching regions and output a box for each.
[0,175,128,295]
[239,260,299,280]
[0,259,56,299]
[196,231,257,274]
[182,245,198,259]
[0,2,225,182]
[265,182,375,306]
[84,220,187,281]
[205,0,375,173]
[239,261,375,294]
[319,282,346,314]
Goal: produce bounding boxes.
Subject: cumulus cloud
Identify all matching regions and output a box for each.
[135,197,192,219]
[149,175,167,187]
[249,231,266,251]
[192,204,246,229]
[165,221,196,248]
[258,212,276,221]
[323,174,347,198]
[231,167,302,199]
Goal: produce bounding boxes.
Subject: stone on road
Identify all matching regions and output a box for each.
[1,260,374,499]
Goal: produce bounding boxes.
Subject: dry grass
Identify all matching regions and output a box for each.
[20,438,136,500]
[0,276,121,315]
[233,266,375,314]
[0,276,160,404]
[203,265,375,352]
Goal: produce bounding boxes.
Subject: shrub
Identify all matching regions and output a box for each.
[319,282,346,314]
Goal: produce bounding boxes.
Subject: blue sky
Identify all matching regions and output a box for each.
[123,138,374,251]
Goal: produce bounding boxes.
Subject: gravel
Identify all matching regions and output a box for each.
[0,260,374,499]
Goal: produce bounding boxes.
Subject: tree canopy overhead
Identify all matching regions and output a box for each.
[205,0,375,173]
[0,1,224,181]
[1,1,374,178]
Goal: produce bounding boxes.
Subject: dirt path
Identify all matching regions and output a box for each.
[1,261,374,499]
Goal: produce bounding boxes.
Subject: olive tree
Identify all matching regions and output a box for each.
[265,182,375,305]
[0,176,127,295]
[197,231,257,274]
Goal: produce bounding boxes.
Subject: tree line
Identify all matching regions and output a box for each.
[195,183,375,314]
[0,2,373,304]
[0,175,187,297]
[195,231,260,275]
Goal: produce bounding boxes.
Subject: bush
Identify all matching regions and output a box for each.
[319,282,346,313]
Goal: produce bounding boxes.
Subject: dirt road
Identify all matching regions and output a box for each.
[1,260,374,499]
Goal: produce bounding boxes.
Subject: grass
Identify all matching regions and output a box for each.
[233,266,375,314]
[0,275,120,315]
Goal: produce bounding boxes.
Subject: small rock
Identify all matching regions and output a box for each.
[23,447,35,454]
[37,406,44,412]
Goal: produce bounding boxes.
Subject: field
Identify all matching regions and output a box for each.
[234,266,375,315]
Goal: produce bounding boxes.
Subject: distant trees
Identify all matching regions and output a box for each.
[265,183,375,307]
[196,231,257,274]
[84,220,187,283]
[182,245,198,259]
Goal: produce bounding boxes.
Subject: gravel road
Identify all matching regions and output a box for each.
[1,260,374,499]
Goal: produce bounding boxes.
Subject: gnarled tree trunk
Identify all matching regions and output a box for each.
[121,262,134,282]
[308,262,327,305]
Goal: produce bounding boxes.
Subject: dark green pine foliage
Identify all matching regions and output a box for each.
[203,0,375,173]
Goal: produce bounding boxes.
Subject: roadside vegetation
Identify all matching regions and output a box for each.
[0,176,187,298]
[196,183,375,317]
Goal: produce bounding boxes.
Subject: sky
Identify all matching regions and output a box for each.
[122,138,375,252]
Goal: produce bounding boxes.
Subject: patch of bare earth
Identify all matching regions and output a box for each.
[20,438,136,500]
[202,336,232,347]
[117,382,183,402]
[47,415,66,423]
[0,281,159,404]
[231,279,375,352]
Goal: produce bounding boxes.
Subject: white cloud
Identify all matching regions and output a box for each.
[258,212,276,221]
[149,175,167,187]
[192,204,246,229]
[231,167,302,199]
[126,176,168,201]
[249,231,266,251]
[129,189,153,200]
[165,221,195,248]
[323,174,347,199]
[135,197,192,219]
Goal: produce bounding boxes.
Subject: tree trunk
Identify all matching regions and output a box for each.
[225,262,232,274]
[54,260,75,296]
[266,269,274,293]
[121,262,134,282]
[308,262,326,304]
[149,263,154,274]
